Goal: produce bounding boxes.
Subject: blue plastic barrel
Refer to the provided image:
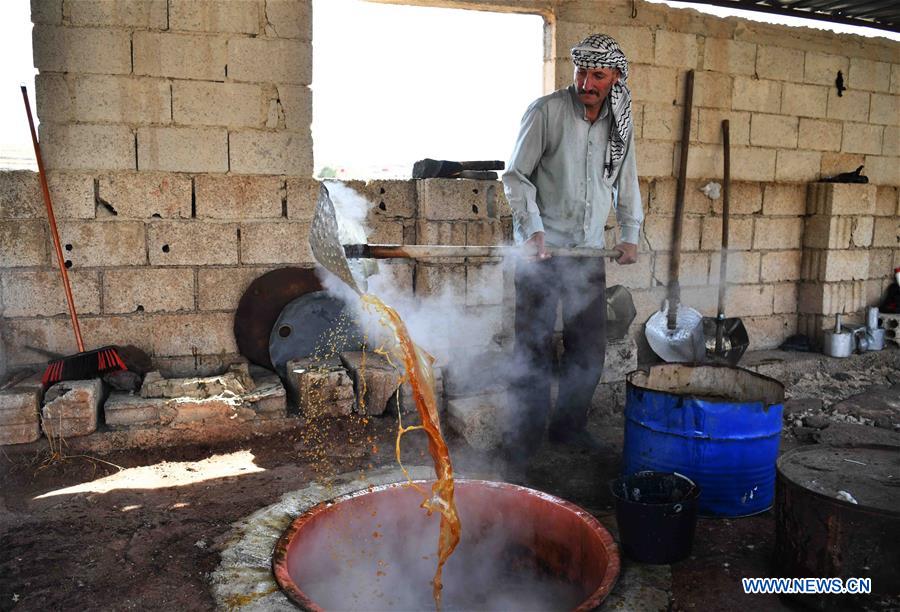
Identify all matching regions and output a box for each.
[623,364,784,517]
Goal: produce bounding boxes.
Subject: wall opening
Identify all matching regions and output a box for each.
[312,0,544,179]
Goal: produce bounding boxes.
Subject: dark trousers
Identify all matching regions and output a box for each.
[503,256,607,455]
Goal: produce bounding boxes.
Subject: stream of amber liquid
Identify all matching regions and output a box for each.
[361,294,460,610]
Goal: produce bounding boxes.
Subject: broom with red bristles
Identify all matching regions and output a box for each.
[22,86,127,387]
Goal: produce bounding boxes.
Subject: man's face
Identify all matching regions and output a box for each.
[574,66,620,107]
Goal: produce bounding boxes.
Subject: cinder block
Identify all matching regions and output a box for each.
[848,58,892,93]
[807,183,877,216]
[466,262,504,306]
[802,249,869,281]
[239,221,314,264]
[775,150,822,183]
[850,216,875,248]
[653,252,710,287]
[137,127,228,173]
[883,126,900,156]
[103,268,195,314]
[104,393,166,428]
[0,389,41,443]
[655,31,697,69]
[285,177,320,220]
[798,280,866,315]
[339,351,400,416]
[38,123,135,171]
[781,83,828,118]
[875,186,898,216]
[893,65,900,95]
[731,146,776,182]
[706,182,761,216]
[197,266,270,311]
[760,250,802,282]
[872,216,899,248]
[557,22,653,64]
[762,184,805,216]
[827,89,870,122]
[869,93,900,126]
[635,141,674,177]
[0,220,46,267]
[798,118,842,152]
[229,130,313,175]
[756,45,804,82]
[1,270,100,317]
[287,359,354,417]
[0,422,41,445]
[33,25,130,74]
[264,1,312,38]
[134,32,227,80]
[148,220,238,265]
[68,0,167,27]
[803,215,852,250]
[708,251,760,284]
[642,215,701,252]
[732,77,781,114]
[681,144,723,180]
[228,38,311,84]
[366,220,404,245]
[360,180,417,218]
[864,155,900,186]
[869,248,895,281]
[58,221,146,267]
[820,152,865,179]
[700,216,753,252]
[367,261,415,301]
[34,73,71,123]
[195,175,283,219]
[773,283,798,314]
[642,103,699,141]
[417,179,493,220]
[415,264,466,299]
[607,255,652,289]
[703,38,756,75]
[31,0,62,24]
[169,0,259,33]
[0,171,93,220]
[98,172,192,219]
[744,315,797,350]
[277,84,312,132]
[723,284,774,318]
[76,74,173,125]
[750,114,798,149]
[447,391,505,452]
[140,312,237,356]
[841,122,884,155]
[697,110,751,146]
[172,81,264,128]
[804,52,849,86]
[467,220,504,247]
[42,379,102,438]
[753,217,803,250]
[629,64,677,104]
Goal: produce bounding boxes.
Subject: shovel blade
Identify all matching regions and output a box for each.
[700,316,749,365]
[645,303,706,363]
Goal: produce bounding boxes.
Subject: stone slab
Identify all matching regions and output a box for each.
[339,351,401,416]
[286,358,355,417]
[447,391,506,452]
[0,388,41,426]
[41,379,102,437]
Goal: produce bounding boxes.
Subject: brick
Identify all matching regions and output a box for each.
[872,217,899,248]
[31,0,62,24]
[732,77,781,113]
[744,315,797,350]
[652,252,709,287]
[169,0,259,33]
[629,64,677,104]
[104,393,166,428]
[848,58,892,93]
[884,127,900,157]
[756,45,804,82]
[775,150,822,183]
[367,219,404,244]
[869,249,895,281]
[414,221,465,261]
[447,392,504,452]
[655,31,697,69]
[0,171,94,220]
[893,65,900,95]
[875,186,898,217]
[556,22,653,64]
[360,180,417,218]
[1,270,100,317]
[57,221,146,267]
[708,251,760,284]
[141,312,237,356]
[287,359,354,417]
[798,118,842,152]
[148,221,238,265]
[763,184,806,216]
[841,123,883,155]
[635,141,674,177]
[0,389,41,430]
[367,261,415,301]
[761,250,802,282]
[731,147,776,182]
[195,175,283,219]
[103,268,194,314]
[38,123,135,171]
[285,177,322,220]
[807,182,877,216]
[134,32,227,80]
[0,421,41,445]
[773,283,798,314]
[753,217,803,250]
[850,216,874,248]
[277,84,312,132]
[681,144,722,180]
[264,0,312,40]
[417,179,492,220]
[643,215,701,252]
[98,173,192,219]
[722,284,774,317]
[607,255,652,290]
[869,93,900,126]
[415,264,466,299]
[642,104,698,141]
[798,280,866,315]
[710,182,762,215]
[466,262,504,305]
[804,52,849,86]
[827,88,870,122]
[68,0,167,27]
[697,109,750,146]
[864,155,900,186]
[240,221,313,264]
[750,114,798,148]
[228,38,311,84]
[703,38,755,76]
[781,83,827,118]
[804,215,852,250]
[32,26,130,74]
[802,249,869,281]
[173,81,265,128]
[0,220,47,267]
[197,266,269,311]
[137,127,228,173]
[34,73,71,123]
[42,379,102,438]
[339,351,400,416]
[467,220,504,246]
[229,131,313,175]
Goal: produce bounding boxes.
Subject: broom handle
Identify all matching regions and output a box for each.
[345,244,621,259]
[22,86,85,353]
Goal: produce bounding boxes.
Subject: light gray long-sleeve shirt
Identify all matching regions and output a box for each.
[502,85,643,248]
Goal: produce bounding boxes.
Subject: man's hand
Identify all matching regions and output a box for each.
[525,231,550,260]
[613,242,637,264]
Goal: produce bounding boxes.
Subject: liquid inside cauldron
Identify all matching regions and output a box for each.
[273,479,619,611]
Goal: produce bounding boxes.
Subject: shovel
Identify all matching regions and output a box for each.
[701,120,749,364]
[645,70,706,363]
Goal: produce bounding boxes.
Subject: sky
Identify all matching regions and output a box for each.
[0,0,896,176]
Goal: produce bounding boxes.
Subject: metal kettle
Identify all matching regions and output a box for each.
[823,314,854,358]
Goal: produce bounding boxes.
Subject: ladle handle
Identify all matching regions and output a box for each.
[345,244,621,259]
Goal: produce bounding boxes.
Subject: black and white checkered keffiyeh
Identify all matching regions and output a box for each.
[571,34,632,181]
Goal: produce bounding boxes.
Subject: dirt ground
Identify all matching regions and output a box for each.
[1,349,898,611]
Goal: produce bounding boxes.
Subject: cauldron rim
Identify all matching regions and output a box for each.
[271,478,620,611]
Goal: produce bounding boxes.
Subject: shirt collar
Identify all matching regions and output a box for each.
[567,85,610,122]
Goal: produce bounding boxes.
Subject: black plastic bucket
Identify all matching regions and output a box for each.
[610,471,700,564]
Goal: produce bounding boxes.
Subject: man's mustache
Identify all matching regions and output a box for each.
[578,88,599,96]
